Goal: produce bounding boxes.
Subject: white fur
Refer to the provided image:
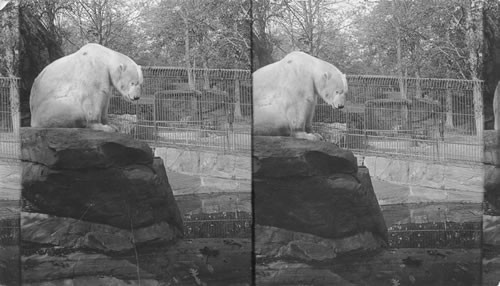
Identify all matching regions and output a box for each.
[30,43,143,132]
[253,51,347,140]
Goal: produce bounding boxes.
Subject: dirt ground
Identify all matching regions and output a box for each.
[331,248,481,286]
[162,238,252,285]
[256,248,481,286]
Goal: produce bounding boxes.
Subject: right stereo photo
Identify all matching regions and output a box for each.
[252,1,497,285]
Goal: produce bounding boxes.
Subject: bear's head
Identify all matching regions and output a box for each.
[111,61,143,102]
[315,71,347,110]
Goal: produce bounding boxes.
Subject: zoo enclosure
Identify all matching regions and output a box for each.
[314,75,484,165]
[0,77,20,160]
[109,67,252,155]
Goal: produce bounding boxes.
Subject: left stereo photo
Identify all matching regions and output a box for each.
[1,0,252,285]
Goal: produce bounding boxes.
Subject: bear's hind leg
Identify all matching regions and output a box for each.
[31,100,87,128]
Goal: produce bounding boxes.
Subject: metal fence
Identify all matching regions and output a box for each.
[314,75,484,165]
[108,67,252,155]
[0,77,20,160]
[183,211,252,239]
[388,221,481,249]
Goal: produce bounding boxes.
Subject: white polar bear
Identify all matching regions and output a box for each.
[253,51,348,141]
[30,43,143,132]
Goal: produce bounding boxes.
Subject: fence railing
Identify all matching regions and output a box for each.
[313,75,484,165]
[109,67,252,155]
[0,77,20,161]
[183,211,252,239]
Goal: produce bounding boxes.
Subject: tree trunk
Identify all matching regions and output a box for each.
[415,72,421,98]
[9,78,20,139]
[445,87,454,128]
[395,30,406,99]
[181,11,194,90]
[251,5,274,70]
[482,0,500,129]
[444,30,454,128]
[465,0,484,136]
[234,79,242,119]
[203,60,210,90]
[495,82,500,130]
[394,20,408,129]
[473,80,483,135]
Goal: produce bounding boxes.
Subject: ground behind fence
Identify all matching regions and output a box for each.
[314,75,484,165]
[109,67,252,155]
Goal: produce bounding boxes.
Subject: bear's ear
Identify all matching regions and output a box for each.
[119,64,127,72]
[323,72,332,80]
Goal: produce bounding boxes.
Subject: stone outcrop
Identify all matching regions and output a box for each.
[253,136,387,262]
[484,130,500,212]
[483,130,500,285]
[20,128,183,284]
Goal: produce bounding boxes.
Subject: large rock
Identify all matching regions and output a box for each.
[20,128,183,283]
[253,136,357,177]
[21,128,153,169]
[482,130,500,285]
[22,213,178,253]
[255,225,383,262]
[253,136,387,260]
[484,130,500,213]
[21,128,183,231]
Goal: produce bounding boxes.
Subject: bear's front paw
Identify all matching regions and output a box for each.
[89,123,118,132]
[294,132,323,141]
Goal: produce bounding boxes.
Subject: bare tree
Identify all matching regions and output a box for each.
[0,0,19,77]
[62,0,145,52]
[252,0,286,69]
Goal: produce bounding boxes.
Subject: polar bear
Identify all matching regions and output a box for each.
[253,51,347,141]
[30,43,143,132]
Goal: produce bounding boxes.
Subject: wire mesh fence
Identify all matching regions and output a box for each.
[388,221,481,249]
[0,218,19,246]
[108,67,252,155]
[0,77,20,160]
[0,201,20,247]
[314,75,483,165]
[183,211,252,239]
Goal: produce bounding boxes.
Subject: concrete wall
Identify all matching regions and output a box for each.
[154,147,251,192]
[360,155,484,203]
[0,160,21,201]
[154,146,485,207]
